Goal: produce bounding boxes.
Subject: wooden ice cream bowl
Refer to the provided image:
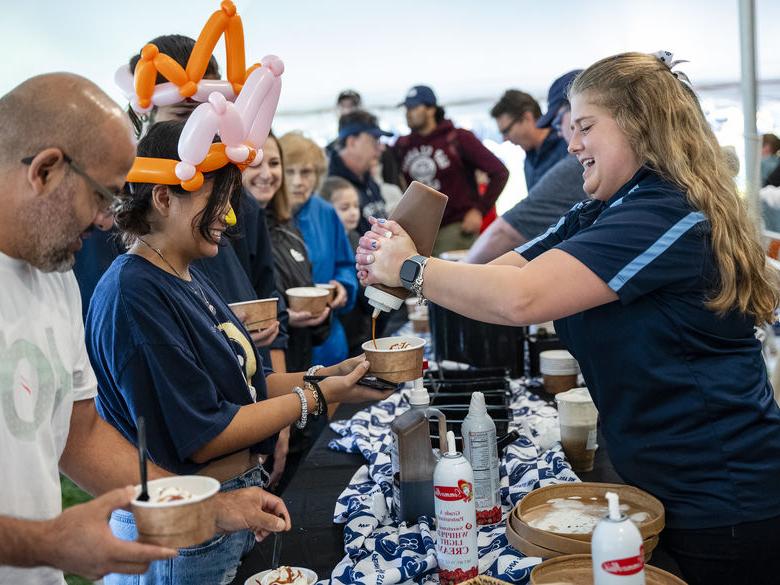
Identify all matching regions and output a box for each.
[228,298,278,331]
[361,336,426,383]
[131,476,220,548]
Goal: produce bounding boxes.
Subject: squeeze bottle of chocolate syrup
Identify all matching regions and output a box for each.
[365,181,448,317]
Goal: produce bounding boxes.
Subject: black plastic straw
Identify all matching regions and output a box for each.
[137,416,149,502]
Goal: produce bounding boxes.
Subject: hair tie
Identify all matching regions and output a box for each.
[652,50,692,86]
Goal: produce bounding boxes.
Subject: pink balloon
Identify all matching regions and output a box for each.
[193,79,237,103]
[247,77,281,149]
[233,65,276,138]
[177,102,220,167]
[219,101,246,148]
[153,83,185,107]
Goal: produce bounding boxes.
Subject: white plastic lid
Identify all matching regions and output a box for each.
[365,285,404,315]
[468,391,487,416]
[555,387,593,404]
[539,350,580,375]
[409,377,429,406]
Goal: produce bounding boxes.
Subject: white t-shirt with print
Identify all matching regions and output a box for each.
[0,252,97,585]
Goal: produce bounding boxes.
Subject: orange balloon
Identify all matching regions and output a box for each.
[127,157,179,184]
[154,53,189,87]
[182,173,205,192]
[134,59,158,109]
[186,10,229,81]
[225,15,247,94]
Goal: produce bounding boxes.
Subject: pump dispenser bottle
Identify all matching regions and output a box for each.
[389,378,447,523]
[591,491,646,585]
[365,181,448,317]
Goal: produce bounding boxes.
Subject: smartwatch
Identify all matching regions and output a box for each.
[400,255,428,291]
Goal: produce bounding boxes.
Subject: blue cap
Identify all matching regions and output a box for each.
[399,85,438,108]
[338,121,393,142]
[536,70,583,128]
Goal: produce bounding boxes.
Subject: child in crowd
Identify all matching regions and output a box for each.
[320,177,372,356]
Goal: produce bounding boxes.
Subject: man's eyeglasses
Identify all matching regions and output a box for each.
[21,152,121,213]
[498,118,520,138]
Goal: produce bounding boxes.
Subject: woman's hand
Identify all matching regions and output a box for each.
[330,280,348,309]
[267,426,290,491]
[319,359,395,404]
[355,217,418,287]
[321,354,366,378]
[288,306,331,328]
[249,321,280,348]
[213,486,291,543]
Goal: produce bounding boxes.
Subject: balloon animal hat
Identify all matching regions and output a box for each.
[123,2,284,194]
[115,0,261,113]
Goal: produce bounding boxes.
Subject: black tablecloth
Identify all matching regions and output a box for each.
[232,401,682,584]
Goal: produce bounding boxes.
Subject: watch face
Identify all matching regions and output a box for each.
[400,259,419,284]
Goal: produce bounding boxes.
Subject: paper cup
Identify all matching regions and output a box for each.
[555,387,598,472]
[131,475,220,548]
[315,283,338,304]
[228,298,278,331]
[540,350,580,395]
[285,287,330,315]
[362,336,426,383]
[245,567,318,585]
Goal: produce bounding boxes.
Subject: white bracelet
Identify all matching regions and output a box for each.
[293,386,308,429]
[307,364,325,377]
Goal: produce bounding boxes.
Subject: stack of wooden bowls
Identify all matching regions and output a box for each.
[505,483,665,561]
[530,554,687,584]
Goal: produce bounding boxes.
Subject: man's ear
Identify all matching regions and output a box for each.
[151,184,173,218]
[27,148,67,195]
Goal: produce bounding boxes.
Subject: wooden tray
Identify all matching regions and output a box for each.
[517,482,664,544]
[530,554,687,585]
[505,516,658,561]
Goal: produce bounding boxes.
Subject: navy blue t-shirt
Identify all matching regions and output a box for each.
[86,254,274,475]
[523,130,569,190]
[518,167,780,529]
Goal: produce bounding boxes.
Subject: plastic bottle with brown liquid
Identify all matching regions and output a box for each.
[364,181,448,319]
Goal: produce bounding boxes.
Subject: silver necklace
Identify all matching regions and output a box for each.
[137,238,217,316]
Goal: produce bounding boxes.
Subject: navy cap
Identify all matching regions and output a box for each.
[536,70,583,128]
[399,85,438,108]
[338,121,393,142]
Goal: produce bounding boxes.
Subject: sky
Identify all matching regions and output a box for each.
[2,0,780,113]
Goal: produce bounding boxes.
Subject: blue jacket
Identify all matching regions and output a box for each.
[295,195,358,365]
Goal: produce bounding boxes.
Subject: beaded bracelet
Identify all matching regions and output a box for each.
[292,386,308,429]
[307,364,325,377]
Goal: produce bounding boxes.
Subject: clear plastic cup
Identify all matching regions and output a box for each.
[555,387,599,472]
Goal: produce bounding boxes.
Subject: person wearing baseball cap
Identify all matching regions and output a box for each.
[394,84,509,256]
[490,70,580,190]
[328,109,393,233]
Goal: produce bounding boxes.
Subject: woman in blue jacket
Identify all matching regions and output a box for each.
[279,132,358,366]
[357,52,780,585]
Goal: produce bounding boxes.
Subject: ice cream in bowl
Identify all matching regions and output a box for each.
[245,566,318,585]
[131,475,220,548]
[361,335,426,383]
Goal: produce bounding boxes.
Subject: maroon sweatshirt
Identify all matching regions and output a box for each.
[393,119,509,227]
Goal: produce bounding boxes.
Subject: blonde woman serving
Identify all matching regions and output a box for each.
[356,52,780,585]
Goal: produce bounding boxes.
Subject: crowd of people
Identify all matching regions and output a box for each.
[2,14,780,585]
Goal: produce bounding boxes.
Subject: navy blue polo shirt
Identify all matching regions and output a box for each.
[86,254,274,475]
[523,130,569,190]
[517,167,780,529]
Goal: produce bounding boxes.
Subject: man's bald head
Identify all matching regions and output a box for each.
[0,73,136,271]
[0,72,134,166]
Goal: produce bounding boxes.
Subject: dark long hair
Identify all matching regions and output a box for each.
[116,120,241,247]
[127,35,221,137]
